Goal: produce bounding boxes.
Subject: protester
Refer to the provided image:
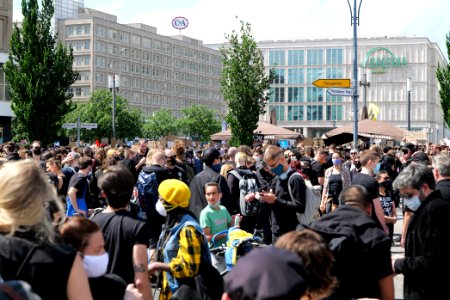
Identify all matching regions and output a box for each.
[392,163,450,299]
[60,216,143,300]
[431,154,450,202]
[189,147,233,217]
[148,179,222,300]
[310,185,394,300]
[275,230,336,300]
[261,145,306,242]
[93,165,152,300]
[66,156,92,216]
[0,160,93,300]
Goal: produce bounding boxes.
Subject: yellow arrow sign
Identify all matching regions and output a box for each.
[312,78,351,88]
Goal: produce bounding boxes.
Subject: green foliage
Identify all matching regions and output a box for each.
[177,104,222,142]
[436,33,450,129]
[142,109,178,140]
[63,89,144,141]
[220,19,274,146]
[4,0,78,144]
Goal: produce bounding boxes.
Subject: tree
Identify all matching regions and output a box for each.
[220,20,274,146]
[177,104,221,142]
[4,0,78,145]
[142,109,178,140]
[436,33,450,129]
[63,89,143,141]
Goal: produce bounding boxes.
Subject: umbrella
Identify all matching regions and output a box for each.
[323,119,406,146]
[210,121,301,141]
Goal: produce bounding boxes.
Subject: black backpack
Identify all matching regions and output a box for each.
[229,170,260,216]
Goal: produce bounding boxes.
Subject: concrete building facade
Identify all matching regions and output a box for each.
[56,8,225,118]
[256,37,447,143]
[0,0,13,143]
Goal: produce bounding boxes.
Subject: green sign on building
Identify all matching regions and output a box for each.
[361,47,407,73]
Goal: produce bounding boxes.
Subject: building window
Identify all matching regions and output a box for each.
[288,68,304,84]
[307,49,324,65]
[307,87,323,102]
[307,105,323,120]
[272,69,285,84]
[288,87,304,102]
[288,105,304,121]
[143,38,151,49]
[326,67,343,79]
[269,105,285,121]
[307,67,324,84]
[326,105,343,121]
[269,50,285,66]
[288,50,304,66]
[132,35,141,46]
[269,87,285,103]
[326,48,343,65]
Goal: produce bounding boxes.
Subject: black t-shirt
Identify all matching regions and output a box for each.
[68,173,89,199]
[92,210,150,284]
[310,160,324,186]
[89,274,127,300]
[351,172,383,229]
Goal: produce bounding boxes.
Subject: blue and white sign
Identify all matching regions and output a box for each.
[172,17,189,30]
[327,88,354,97]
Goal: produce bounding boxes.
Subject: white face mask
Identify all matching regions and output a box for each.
[82,252,109,278]
[156,200,167,217]
[404,195,421,211]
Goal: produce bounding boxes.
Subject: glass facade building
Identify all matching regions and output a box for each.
[54,0,84,21]
[253,37,447,143]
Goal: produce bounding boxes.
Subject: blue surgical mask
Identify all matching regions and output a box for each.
[271,164,284,176]
[211,163,222,173]
[332,159,341,165]
[373,162,381,175]
[404,195,421,211]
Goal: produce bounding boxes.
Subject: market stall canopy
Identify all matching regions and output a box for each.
[210,121,302,141]
[323,119,406,146]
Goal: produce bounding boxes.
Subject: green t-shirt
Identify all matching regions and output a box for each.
[199,205,231,245]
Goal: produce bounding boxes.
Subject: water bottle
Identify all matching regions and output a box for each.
[234,215,241,227]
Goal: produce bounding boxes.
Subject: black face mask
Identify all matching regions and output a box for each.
[380,181,388,188]
[32,147,41,155]
[166,156,176,165]
[355,161,361,168]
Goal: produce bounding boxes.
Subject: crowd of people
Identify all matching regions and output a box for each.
[0,138,449,300]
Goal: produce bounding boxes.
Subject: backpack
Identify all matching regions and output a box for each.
[131,171,158,221]
[229,170,261,216]
[288,172,322,225]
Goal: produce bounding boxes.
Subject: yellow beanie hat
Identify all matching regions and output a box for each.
[158,179,191,208]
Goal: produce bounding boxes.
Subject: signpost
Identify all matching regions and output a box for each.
[62,121,97,146]
[327,88,354,97]
[312,79,351,88]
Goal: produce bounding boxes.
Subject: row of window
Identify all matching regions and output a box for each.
[89,54,219,76]
[268,48,344,66]
[271,67,343,84]
[269,87,343,103]
[66,25,91,36]
[93,26,220,65]
[269,105,344,121]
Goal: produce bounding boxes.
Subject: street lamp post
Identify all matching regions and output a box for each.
[108,75,120,140]
[359,69,371,119]
[347,0,362,148]
[407,77,412,131]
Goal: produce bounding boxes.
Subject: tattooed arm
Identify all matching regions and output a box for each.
[133,244,152,300]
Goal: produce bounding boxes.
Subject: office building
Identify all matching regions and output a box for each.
[256,37,447,143]
[56,8,225,118]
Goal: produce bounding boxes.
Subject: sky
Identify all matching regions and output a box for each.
[11,0,450,57]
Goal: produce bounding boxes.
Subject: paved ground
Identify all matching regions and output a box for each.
[392,206,405,300]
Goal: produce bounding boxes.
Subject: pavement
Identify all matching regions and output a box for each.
[392,206,405,300]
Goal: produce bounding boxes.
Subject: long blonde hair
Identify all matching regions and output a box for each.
[0,160,62,242]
